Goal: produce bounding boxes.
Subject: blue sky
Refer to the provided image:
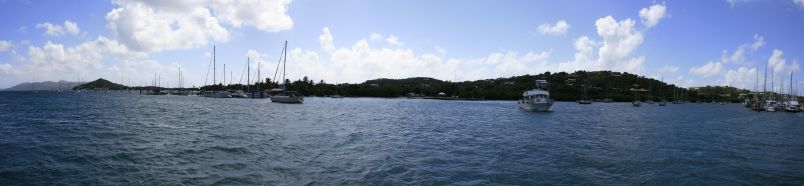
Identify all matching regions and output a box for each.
[0,0,802,94]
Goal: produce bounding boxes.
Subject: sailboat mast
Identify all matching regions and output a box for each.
[213,46,216,86]
[763,60,767,102]
[283,40,288,87]
[247,57,250,91]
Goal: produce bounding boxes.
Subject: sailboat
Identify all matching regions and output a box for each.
[269,41,304,103]
[577,81,592,104]
[784,73,800,112]
[630,83,647,107]
[174,67,190,96]
[202,45,230,98]
[659,77,667,106]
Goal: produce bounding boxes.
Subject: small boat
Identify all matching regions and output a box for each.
[785,100,800,113]
[229,90,248,98]
[630,82,647,107]
[270,89,303,103]
[658,100,667,106]
[519,80,553,112]
[202,91,230,98]
[764,100,777,112]
[330,95,344,98]
[577,81,592,104]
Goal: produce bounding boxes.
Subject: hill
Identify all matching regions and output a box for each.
[74,78,129,90]
[3,81,84,91]
[201,70,760,102]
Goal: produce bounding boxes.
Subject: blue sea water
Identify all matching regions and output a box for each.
[0,91,803,185]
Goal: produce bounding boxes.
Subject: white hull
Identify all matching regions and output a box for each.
[519,102,552,112]
[271,95,304,103]
[230,93,248,98]
[202,92,230,98]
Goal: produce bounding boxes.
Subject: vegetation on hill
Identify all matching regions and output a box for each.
[74,78,128,90]
[3,81,83,91]
[198,70,771,102]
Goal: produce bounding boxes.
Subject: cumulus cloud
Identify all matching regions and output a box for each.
[210,0,293,32]
[724,67,758,90]
[0,40,11,52]
[386,35,403,46]
[105,0,293,52]
[658,65,679,73]
[537,20,570,36]
[594,16,645,73]
[35,20,81,37]
[729,34,765,64]
[278,27,557,84]
[796,0,804,8]
[319,27,335,52]
[552,4,666,75]
[0,36,165,87]
[369,33,382,40]
[690,61,724,77]
[639,3,667,28]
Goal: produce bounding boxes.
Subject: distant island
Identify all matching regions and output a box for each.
[2,80,83,91]
[8,71,798,102]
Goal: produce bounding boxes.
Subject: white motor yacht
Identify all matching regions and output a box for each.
[519,80,553,112]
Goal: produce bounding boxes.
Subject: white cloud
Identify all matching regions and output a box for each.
[281,27,556,84]
[386,35,403,46]
[555,4,666,75]
[537,20,570,36]
[690,61,724,77]
[658,65,679,73]
[724,67,758,90]
[0,40,11,52]
[639,3,667,28]
[594,16,645,73]
[767,49,786,74]
[794,0,804,8]
[105,0,293,52]
[105,1,229,52]
[369,33,382,40]
[0,64,11,76]
[0,36,162,87]
[319,27,335,52]
[751,34,764,50]
[210,0,293,32]
[64,21,80,35]
[35,20,80,37]
[435,46,446,56]
[727,0,751,7]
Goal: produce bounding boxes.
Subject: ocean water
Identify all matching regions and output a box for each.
[1,91,803,185]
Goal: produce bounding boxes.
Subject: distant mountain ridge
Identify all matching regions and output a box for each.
[2,81,84,91]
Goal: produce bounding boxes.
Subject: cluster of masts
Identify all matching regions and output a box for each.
[197,41,303,103]
[746,63,801,112]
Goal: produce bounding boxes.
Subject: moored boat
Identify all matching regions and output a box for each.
[519,80,553,112]
[269,41,304,104]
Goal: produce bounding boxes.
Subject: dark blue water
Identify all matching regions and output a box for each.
[1,91,803,185]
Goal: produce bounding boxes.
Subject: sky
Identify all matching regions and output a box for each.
[0,0,803,94]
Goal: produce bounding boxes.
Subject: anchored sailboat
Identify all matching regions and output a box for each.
[269,41,304,104]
